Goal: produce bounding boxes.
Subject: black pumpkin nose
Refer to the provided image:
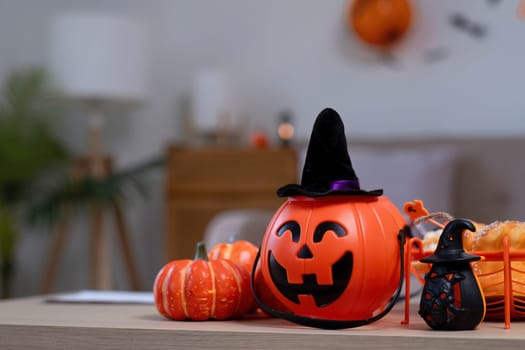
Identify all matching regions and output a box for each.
[297,244,313,259]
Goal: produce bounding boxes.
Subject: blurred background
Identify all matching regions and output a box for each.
[1,0,525,298]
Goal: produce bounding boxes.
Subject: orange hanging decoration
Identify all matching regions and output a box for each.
[348,0,413,48]
[519,0,525,19]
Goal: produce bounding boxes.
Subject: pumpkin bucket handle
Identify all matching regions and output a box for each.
[250,226,410,329]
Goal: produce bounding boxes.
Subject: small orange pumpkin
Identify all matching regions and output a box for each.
[208,240,258,275]
[153,242,253,320]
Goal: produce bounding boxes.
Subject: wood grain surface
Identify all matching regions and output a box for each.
[0,295,522,350]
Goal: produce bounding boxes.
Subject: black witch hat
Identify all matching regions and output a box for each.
[277,108,383,197]
[420,219,480,264]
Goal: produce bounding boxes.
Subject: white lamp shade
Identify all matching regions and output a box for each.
[49,12,148,102]
[191,70,236,131]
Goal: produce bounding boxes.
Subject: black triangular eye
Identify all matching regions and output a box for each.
[277,221,301,243]
[313,222,347,243]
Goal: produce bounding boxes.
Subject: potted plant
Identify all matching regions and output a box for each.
[0,67,68,298]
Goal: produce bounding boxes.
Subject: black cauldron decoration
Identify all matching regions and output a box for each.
[419,218,486,330]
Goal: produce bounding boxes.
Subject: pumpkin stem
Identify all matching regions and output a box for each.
[194,241,209,261]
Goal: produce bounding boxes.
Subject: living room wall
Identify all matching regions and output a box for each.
[2,0,525,162]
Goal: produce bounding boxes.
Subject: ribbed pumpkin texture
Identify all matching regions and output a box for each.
[208,240,258,274]
[153,242,253,320]
[258,195,406,320]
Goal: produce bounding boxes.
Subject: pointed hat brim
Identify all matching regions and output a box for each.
[277,108,382,198]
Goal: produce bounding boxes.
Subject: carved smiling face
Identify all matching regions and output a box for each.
[269,220,353,307]
[260,196,405,320]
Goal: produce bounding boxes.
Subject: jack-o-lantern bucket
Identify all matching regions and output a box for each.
[252,108,408,329]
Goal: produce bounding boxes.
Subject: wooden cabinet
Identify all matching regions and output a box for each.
[165,146,297,260]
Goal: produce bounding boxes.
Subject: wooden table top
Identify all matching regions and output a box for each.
[0,294,522,350]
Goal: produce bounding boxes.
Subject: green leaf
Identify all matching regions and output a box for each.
[0,67,68,261]
[0,67,68,205]
[27,155,165,227]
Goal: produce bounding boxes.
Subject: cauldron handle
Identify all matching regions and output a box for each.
[250,226,410,329]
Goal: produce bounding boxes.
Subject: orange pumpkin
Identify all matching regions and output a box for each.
[208,240,258,275]
[252,107,407,328]
[348,0,412,48]
[256,195,406,322]
[153,242,253,320]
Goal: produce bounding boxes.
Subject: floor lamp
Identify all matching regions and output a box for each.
[43,12,149,292]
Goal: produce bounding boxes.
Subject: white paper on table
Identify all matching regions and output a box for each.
[46,290,154,304]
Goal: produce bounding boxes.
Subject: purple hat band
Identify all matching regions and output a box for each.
[329,179,360,191]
